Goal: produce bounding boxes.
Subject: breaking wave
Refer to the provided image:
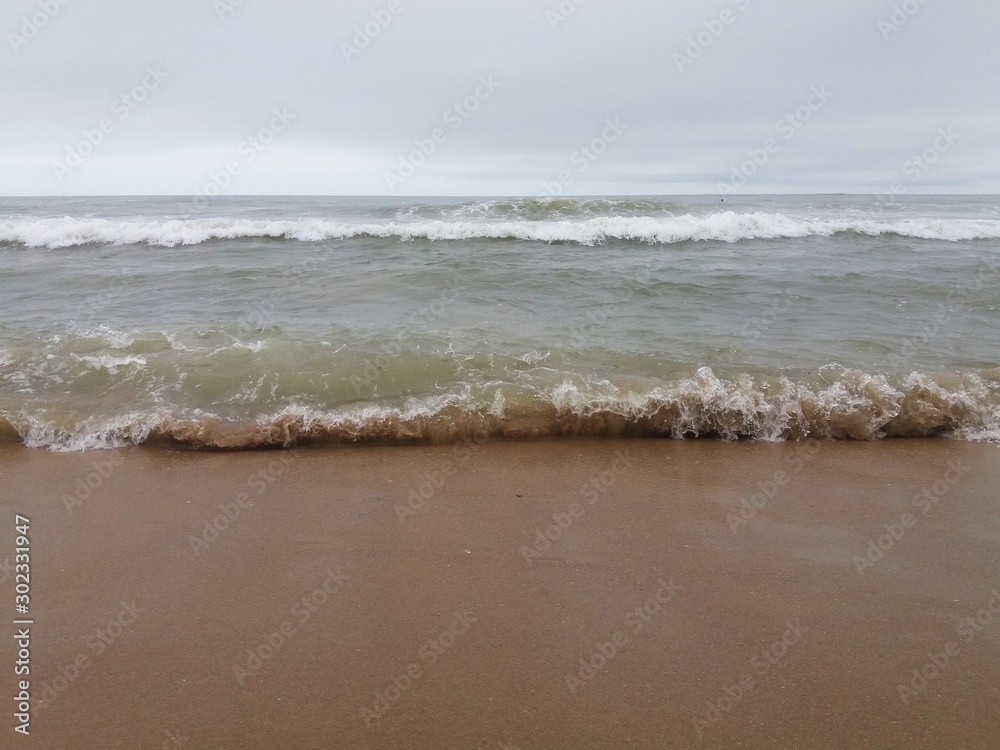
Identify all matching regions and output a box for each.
[3,212,1000,248]
[3,368,998,451]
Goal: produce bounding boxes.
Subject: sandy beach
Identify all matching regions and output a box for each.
[2,437,999,749]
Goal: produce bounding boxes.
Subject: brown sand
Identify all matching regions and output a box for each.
[1,438,999,749]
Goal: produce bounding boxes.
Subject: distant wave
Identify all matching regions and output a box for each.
[3,367,998,450]
[3,212,1000,248]
[435,196,678,219]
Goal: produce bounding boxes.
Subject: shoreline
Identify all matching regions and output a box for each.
[2,437,999,748]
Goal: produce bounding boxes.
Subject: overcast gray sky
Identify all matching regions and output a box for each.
[3,0,998,196]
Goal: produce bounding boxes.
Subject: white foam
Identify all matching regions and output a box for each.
[16,410,161,452]
[4,212,1000,248]
[5,367,999,450]
[71,354,147,374]
[230,340,267,353]
[68,324,136,349]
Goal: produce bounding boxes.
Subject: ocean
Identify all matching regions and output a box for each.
[1,194,998,450]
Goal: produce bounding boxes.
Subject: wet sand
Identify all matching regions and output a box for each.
[1,438,999,749]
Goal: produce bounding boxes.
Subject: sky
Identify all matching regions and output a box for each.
[2,0,998,196]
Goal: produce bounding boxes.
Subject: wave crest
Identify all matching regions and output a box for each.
[4,368,998,450]
[4,212,1000,248]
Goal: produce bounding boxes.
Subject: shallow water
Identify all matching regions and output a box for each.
[1,195,998,449]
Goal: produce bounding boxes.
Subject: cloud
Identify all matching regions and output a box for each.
[3,0,998,195]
